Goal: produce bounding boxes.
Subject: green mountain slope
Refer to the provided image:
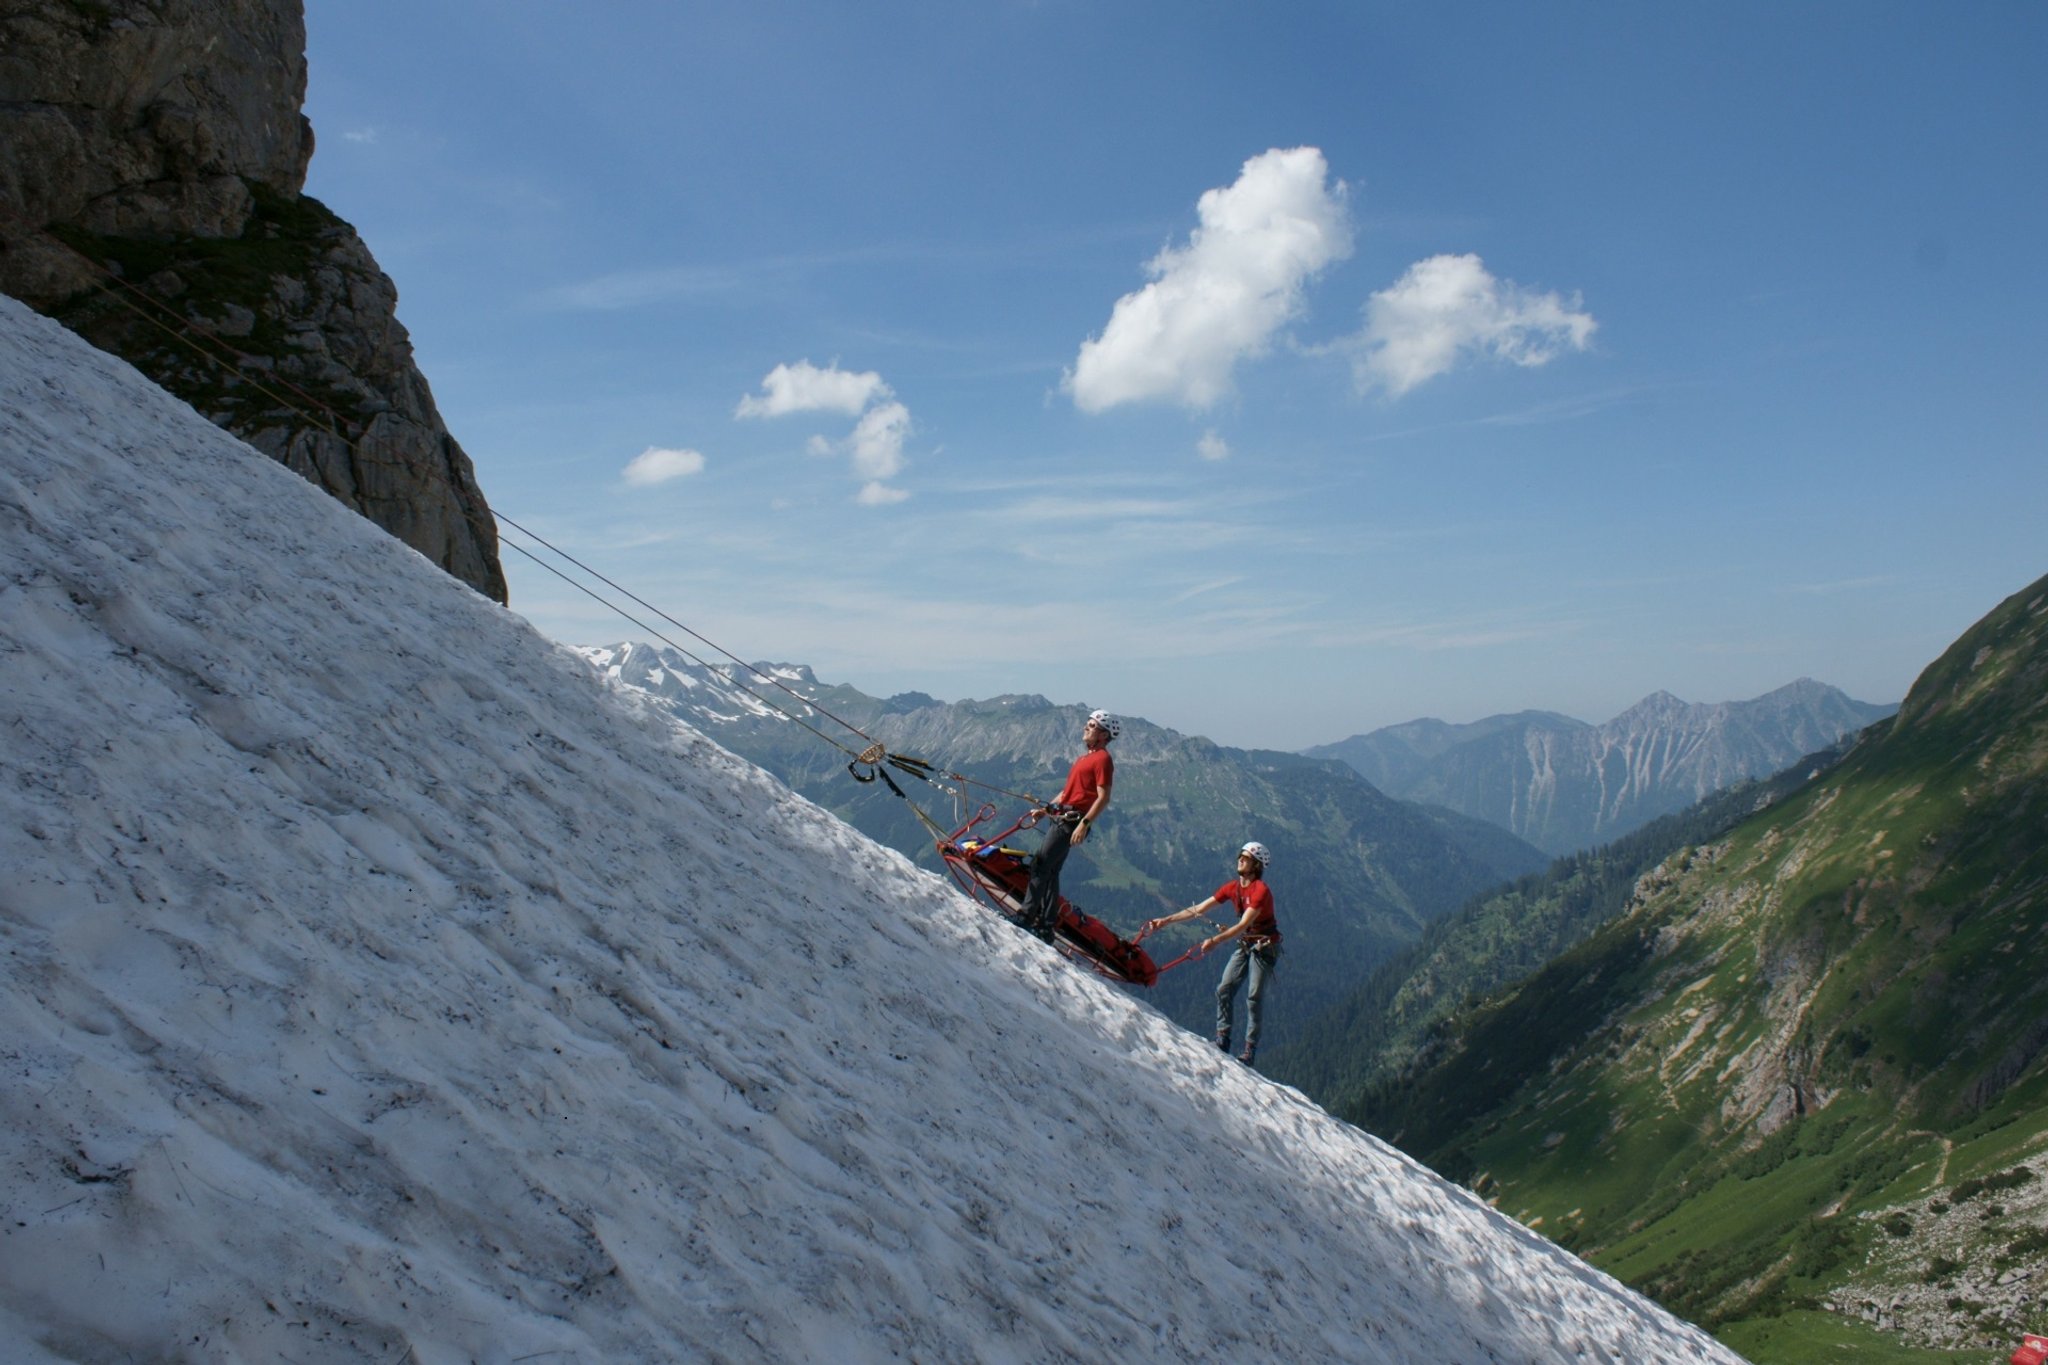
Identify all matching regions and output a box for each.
[1362,572,2048,1357]
[1265,741,1856,1111]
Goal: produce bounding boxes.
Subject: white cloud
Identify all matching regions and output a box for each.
[735,360,892,419]
[1065,147,1352,413]
[737,363,913,503]
[1197,430,1230,461]
[991,494,1211,526]
[1350,253,1596,397]
[545,265,746,311]
[1166,575,1243,605]
[1786,575,1902,596]
[621,446,706,486]
[847,401,910,482]
[856,481,911,506]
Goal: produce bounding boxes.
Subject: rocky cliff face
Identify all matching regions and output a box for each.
[0,0,506,602]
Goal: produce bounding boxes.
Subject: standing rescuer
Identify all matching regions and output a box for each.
[1019,709,1117,943]
[1145,841,1281,1067]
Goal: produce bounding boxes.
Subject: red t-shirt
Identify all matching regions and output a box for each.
[1213,878,1279,944]
[1056,748,1114,811]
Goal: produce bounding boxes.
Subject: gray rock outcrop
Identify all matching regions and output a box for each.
[0,0,507,601]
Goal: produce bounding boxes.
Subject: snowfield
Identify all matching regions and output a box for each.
[0,294,1746,1362]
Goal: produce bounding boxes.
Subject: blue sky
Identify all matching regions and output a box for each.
[301,2,2046,751]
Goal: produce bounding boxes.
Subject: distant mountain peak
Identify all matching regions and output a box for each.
[748,661,819,686]
[1311,680,1896,856]
[1612,689,1689,722]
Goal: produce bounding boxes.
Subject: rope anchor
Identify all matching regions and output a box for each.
[848,742,890,784]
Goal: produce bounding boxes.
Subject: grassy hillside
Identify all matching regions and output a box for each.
[1366,572,2048,1358]
[1265,746,1856,1108]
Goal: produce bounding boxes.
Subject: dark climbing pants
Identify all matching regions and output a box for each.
[1020,820,1075,937]
[1216,942,1280,1050]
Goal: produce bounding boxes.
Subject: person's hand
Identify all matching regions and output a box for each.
[1200,937,1215,953]
[1070,819,1089,845]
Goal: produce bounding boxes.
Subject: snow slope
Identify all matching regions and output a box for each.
[0,294,1746,1362]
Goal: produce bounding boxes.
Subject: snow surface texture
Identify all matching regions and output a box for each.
[0,293,1746,1362]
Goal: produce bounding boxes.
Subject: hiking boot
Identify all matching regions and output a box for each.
[1237,1047,1256,1067]
[1216,1034,1231,1053]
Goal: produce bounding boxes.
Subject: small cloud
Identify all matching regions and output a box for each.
[1065,147,1352,413]
[849,401,910,482]
[1319,614,1579,652]
[1196,430,1230,461]
[795,401,912,483]
[1785,575,1901,596]
[542,265,745,311]
[1166,576,1242,605]
[1349,253,1595,397]
[735,360,891,419]
[621,446,706,487]
[342,128,379,145]
[740,361,916,503]
[993,494,1208,526]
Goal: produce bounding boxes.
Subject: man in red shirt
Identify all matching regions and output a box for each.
[1144,841,1280,1066]
[1019,709,1117,943]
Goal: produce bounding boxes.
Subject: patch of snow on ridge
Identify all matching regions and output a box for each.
[0,294,1744,1363]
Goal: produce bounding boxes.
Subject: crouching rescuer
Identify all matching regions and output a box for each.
[1144,841,1281,1067]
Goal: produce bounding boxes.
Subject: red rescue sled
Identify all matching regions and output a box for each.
[937,806,1159,988]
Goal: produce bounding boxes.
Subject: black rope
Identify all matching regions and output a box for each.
[0,202,355,445]
[495,532,864,761]
[493,522,1051,808]
[7,203,1044,815]
[492,509,893,749]
[494,524,971,797]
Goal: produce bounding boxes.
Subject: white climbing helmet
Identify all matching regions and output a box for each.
[1239,841,1272,872]
[1086,709,1120,739]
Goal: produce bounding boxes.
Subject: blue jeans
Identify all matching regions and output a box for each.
[1216,942,1279,1050]
[1020,820,1074,936]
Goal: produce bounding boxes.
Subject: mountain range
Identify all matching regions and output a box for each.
[2,11,2013,1360]
[1358,570,2048,1358]
[1306,681,1897,857]
[0,288,1743,1362]
[572,643,1548,1039]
